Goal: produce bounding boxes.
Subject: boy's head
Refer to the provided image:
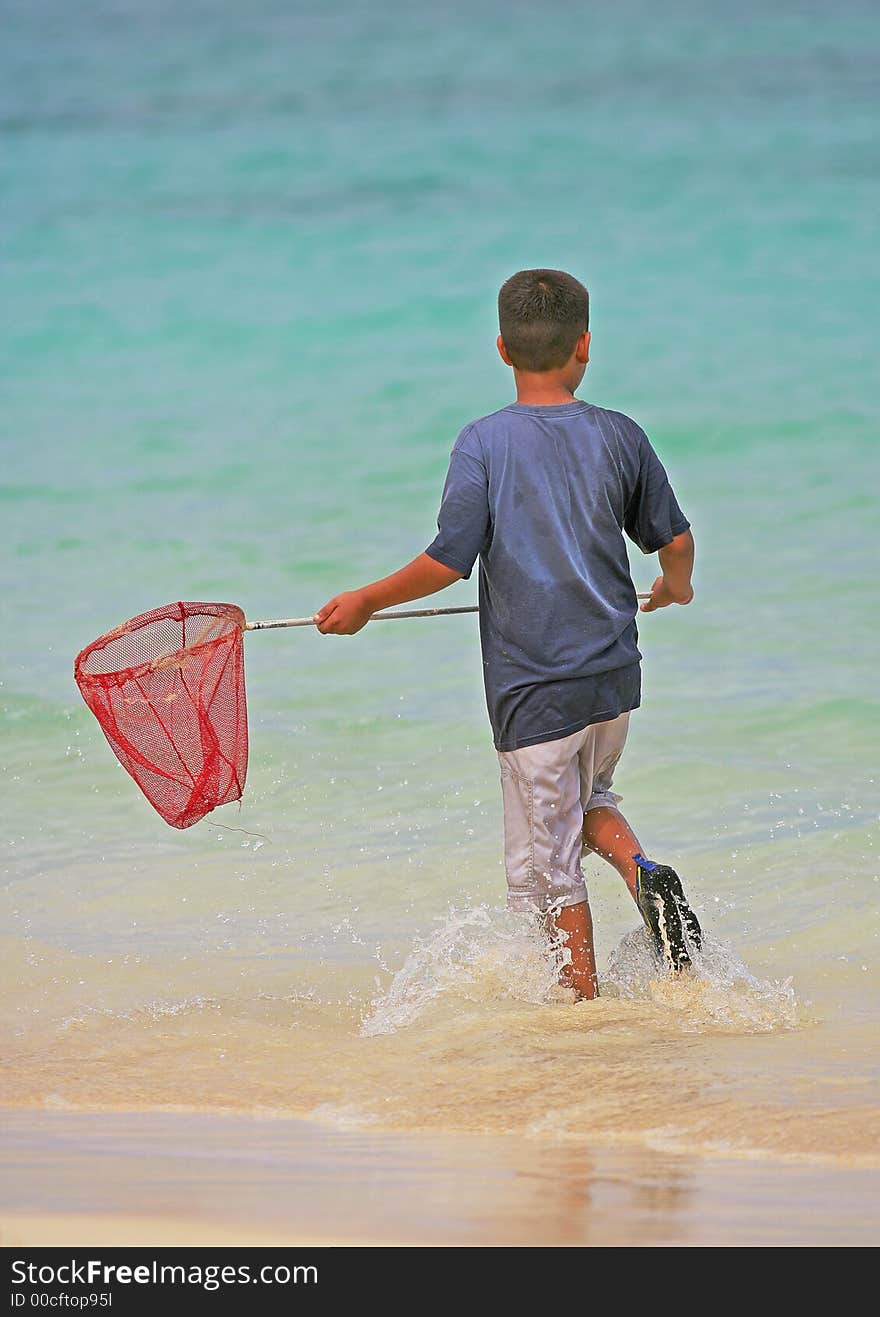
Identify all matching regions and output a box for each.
[497,269,590,373]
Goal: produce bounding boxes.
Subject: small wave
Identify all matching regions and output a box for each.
[61,995,221,1029]
[308,1103,379,1130]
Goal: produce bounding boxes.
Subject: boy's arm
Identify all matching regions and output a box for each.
[639,529,695,612]
[314,553,462,635]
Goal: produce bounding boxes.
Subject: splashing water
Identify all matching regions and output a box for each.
[360,905,570,1036]
[362,904,800,1037]
[604,926,800,1033]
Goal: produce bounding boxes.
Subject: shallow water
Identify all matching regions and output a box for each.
[2,0,878,1187]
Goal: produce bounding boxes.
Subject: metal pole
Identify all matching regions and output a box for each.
[246,595,651,630]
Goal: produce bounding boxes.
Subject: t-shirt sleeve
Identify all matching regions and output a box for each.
[623,428,691,554]
[424,432,490,580]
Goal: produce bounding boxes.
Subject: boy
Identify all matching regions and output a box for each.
[315,268,701,1000]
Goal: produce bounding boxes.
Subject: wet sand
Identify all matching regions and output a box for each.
[2,1107,877,1248]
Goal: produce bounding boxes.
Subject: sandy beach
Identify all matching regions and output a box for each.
[2,1106,878,1248]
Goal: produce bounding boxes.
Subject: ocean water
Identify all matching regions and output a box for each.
[2,0,878,1175]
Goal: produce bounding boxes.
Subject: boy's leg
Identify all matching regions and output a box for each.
[582,805,642,902]
[498,728,598,1000]
[579,716,702,970]
[550,901,598,1000]
[578,713,641,903]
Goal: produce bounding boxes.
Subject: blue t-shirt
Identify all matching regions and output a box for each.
[425,400,690,751]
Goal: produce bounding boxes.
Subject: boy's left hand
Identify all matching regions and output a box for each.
[314,590,375,635]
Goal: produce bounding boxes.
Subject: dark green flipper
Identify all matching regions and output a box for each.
[634,854,703,973]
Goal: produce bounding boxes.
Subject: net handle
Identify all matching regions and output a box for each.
[245,595,651,630]
[245,606,478,629]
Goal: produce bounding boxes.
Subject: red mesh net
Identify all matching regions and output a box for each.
[74,601,248,829]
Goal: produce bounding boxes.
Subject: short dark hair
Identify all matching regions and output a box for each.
[498,269,589,372]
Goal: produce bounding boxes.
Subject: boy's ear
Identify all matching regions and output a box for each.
[496,335,514,367]
[575,330,591,364]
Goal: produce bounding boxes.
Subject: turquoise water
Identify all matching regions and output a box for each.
[2,2,878,1167]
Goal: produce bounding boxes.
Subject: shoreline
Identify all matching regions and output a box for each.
[2,1097,878,1173]
[3,1106,878,1248]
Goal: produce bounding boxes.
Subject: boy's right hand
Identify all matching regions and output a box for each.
[314,589,376,634]
[639,576,694,612]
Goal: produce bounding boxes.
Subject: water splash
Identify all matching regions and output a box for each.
[361,903,800,1038]
[604,926,800,1032]
[360,905,569,1036]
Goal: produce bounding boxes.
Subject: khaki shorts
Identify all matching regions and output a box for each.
[497,712,630,914]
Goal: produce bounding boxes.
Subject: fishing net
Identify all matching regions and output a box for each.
[74,601,248,829]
